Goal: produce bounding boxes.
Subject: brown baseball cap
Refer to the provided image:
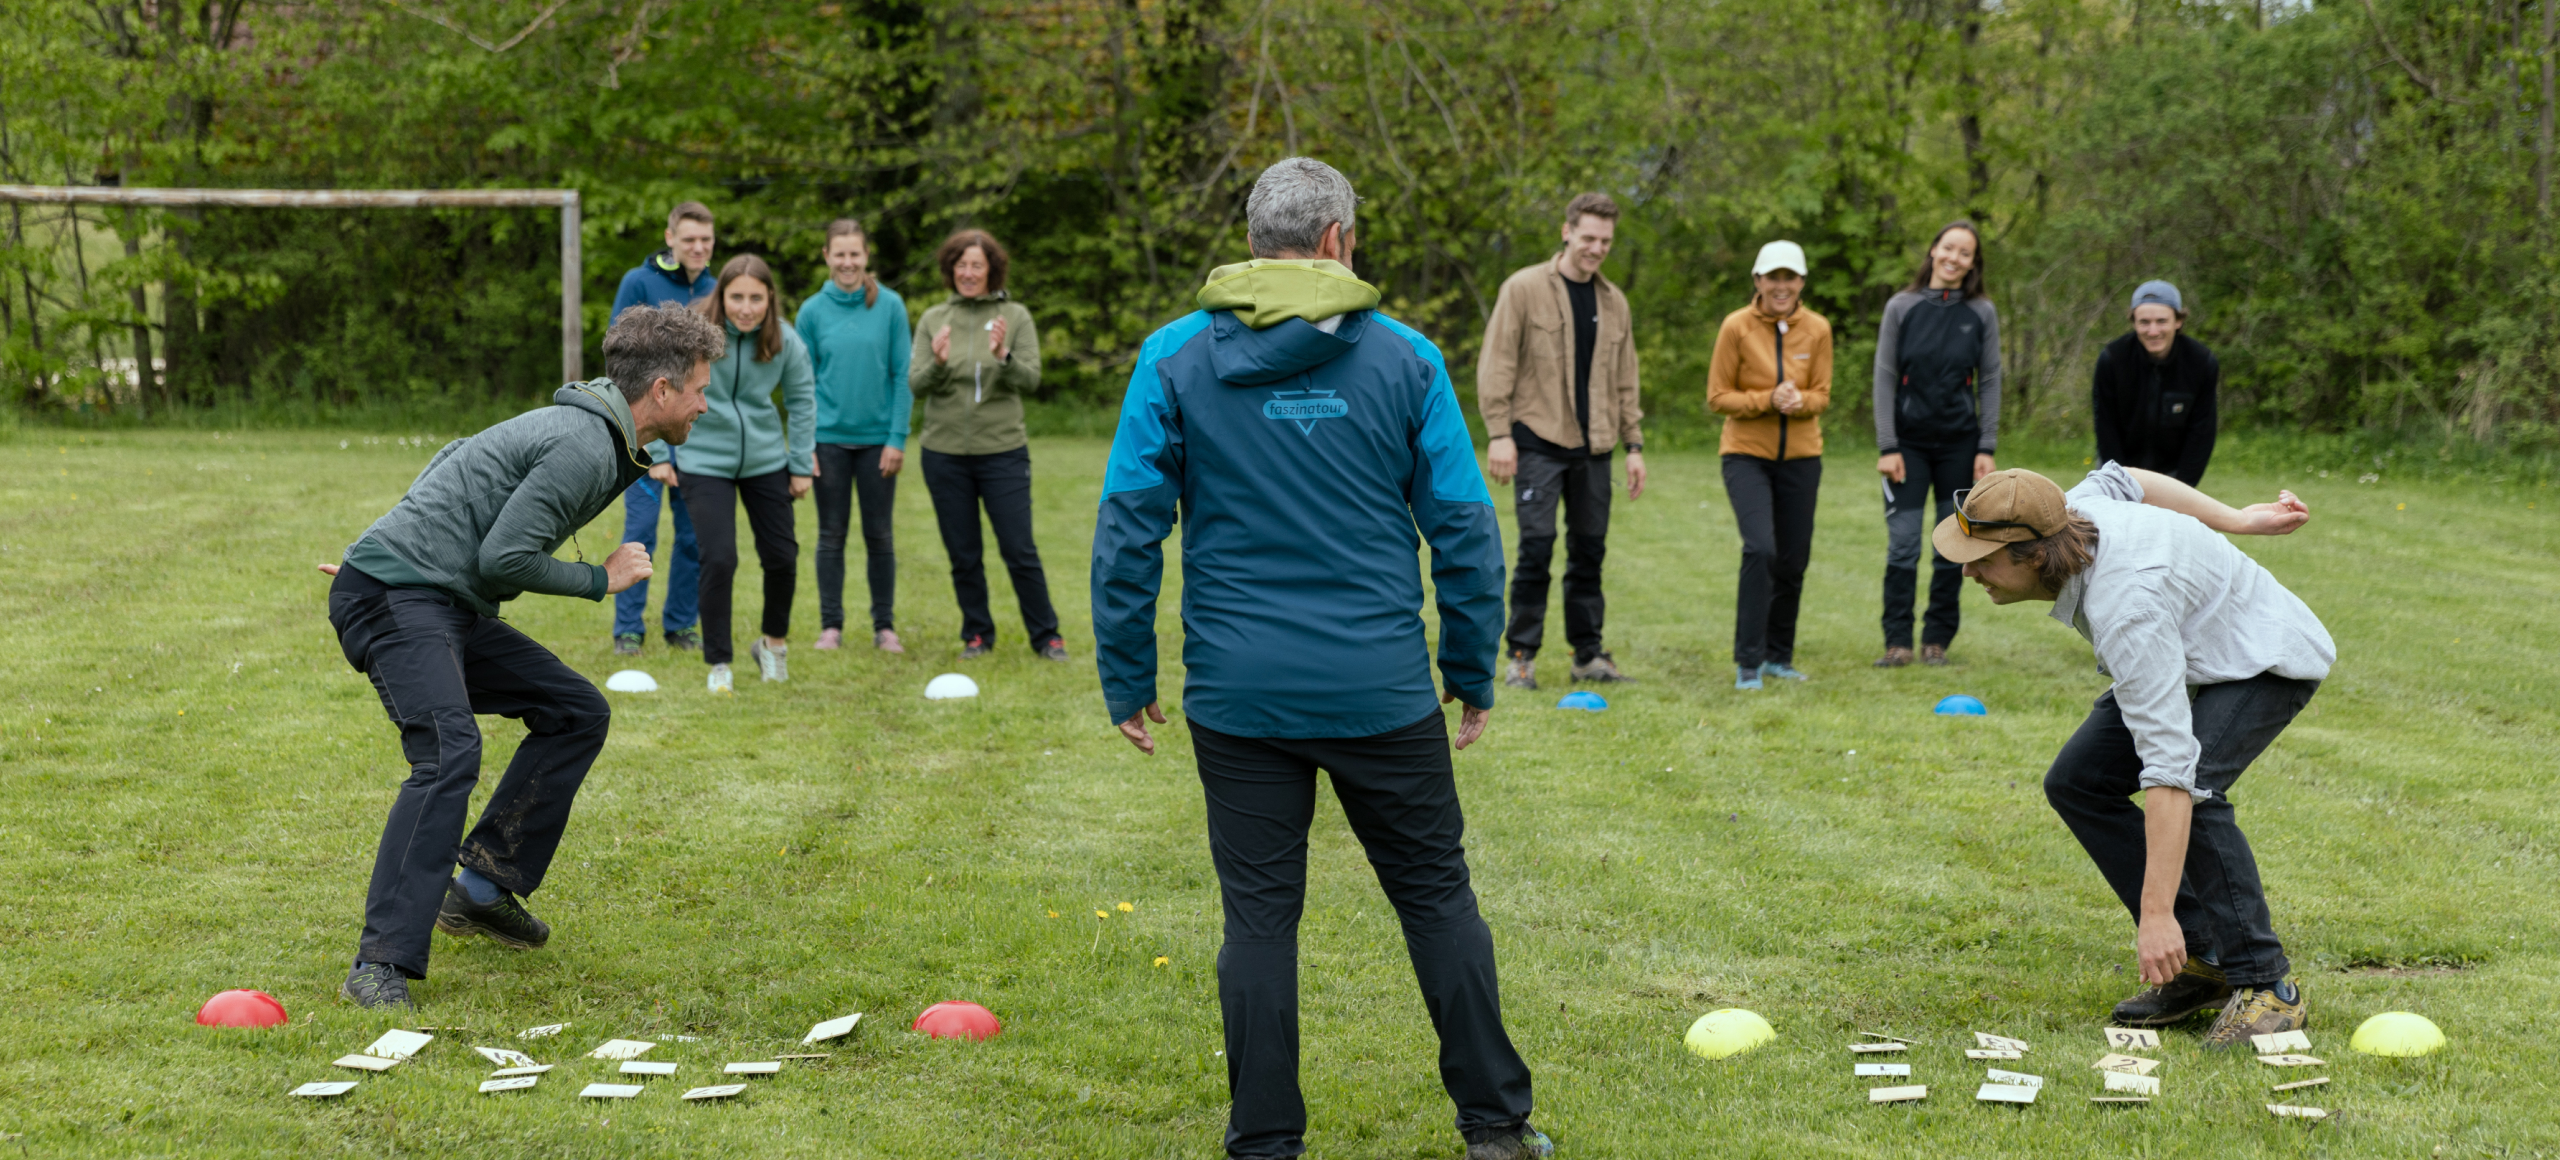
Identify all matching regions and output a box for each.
[1932,469,2070,564]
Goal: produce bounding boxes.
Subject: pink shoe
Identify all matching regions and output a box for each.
[874,629,905,654]
[814,628,843,651]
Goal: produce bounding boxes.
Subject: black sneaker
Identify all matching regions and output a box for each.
[664,628,702,651]
[341,961,414,1010]
[612,633,643,656]
[435,879,551,950]
[960,635,992,660]
[1038,637,1070,662]
[2110,958,2232,1026]
[1465,1124,1555,1160]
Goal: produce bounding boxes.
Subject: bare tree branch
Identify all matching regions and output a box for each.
[380,0,570,54]
[2357,0,2469,104]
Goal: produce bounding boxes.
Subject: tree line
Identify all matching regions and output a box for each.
[2,0,2554,448]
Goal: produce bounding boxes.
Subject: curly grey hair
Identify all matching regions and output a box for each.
[602,302,725,403]
[1246,157,1358,258]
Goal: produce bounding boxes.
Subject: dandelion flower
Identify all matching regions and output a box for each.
[1046,910,1060,918]
[1095,910,1109,920]
[1153,956,1169,968]
[1116,902,1134,913]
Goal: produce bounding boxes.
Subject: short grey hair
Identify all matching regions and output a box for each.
[1246,157,1357,258]
[602,303,725,403]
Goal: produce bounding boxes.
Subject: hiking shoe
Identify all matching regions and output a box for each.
[1921,643,1949,666]
[341,961,414,1010]
[1038,637,1071,662]
[707,663,734,694]
[814,627,844,651]
[1505,652,1538,690]
[875,628,905,654]
[612,633,643,657]
[1466,1124,1556,1160]
[1874,647,1914,668]
[2204,980,2307,1049]
[1735,666,1763,691]
[1760,660,1809,681]
[1571,652,1634,683]
[960,635,991,660]
[435,878,551,949]
[751,638,789,682]
[665,627,702,651]
[2111,958,2232,1026]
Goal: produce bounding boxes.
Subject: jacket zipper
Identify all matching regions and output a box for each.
[1773,319,1789,460]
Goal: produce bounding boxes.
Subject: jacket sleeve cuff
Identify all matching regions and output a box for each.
[1103,689,1155,725]
[585,563,609,602]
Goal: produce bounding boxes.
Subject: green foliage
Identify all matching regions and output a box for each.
[2,0,2556,446]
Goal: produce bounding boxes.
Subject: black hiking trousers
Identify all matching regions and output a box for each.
[1188,712,1535,1159]
[1721,453,1822,668]
[327,566,610,978]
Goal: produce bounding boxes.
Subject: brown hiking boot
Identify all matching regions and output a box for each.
[1873,647,1914,668]
[2204,981,2307,1049]
[1921,643,1949,665]
[2110,958,2231,1026]
[1504,651,1538,690]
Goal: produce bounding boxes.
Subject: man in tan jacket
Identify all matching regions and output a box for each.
[1477,193,1646,690]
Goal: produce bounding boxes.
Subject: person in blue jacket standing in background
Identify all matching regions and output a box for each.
[1091,157,1549,1160]
[797,217,913,654]
[605,200,718,655]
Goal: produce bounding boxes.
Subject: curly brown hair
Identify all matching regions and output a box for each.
[2005,512,2100,593]
[935,229,1009,296]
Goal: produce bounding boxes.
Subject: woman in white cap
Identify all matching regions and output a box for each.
[1705,240,1831,691]
[2092,280,2219,485]
[1870,219,2002,669]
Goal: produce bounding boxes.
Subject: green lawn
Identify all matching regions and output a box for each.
[1,427,2554,1157]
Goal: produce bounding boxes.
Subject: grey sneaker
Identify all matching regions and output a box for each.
[960,635,992,660]
[1570,652,1633,682]
[1038,637,1071,662]
[751,638,789,682]
[1466,1124,1555,1160]
[341,961,413,1010]
[665,627,702,651]
[1504,652,1538,690]
[612,633,643,656]
[707,663,734,694]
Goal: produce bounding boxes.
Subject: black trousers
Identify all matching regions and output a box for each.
[1189,713,1535,1159]
[2043,673,2318,987]
[681,469,799,666]
[1880,442,1975,649]
[1505,447,1611,663]
[327,567,610,978]
[813,443,899,633]
[921,446,1059,649]
[1721,454,1822,668]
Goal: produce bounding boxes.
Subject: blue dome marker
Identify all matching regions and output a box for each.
[1934,694,1987,716]
[1557,691,1608,711]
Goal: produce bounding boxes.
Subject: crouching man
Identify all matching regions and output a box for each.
[321,303,721,1008]
[1936,463,2333,1044]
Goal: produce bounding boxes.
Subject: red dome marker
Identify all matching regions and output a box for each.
[911,1000,1001,1041]
[196,989,289,1028]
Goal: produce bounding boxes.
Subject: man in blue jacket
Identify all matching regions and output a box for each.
[603,200,718,655]
[1092,158,1548,1160]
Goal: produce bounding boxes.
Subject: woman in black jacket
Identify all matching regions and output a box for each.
[2092,280,2219,486]
[1870,220,2000,668]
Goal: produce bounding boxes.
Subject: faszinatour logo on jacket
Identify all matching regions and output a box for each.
[1262,389,1351,434]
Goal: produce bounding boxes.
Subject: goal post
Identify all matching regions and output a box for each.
[0,185,585,385]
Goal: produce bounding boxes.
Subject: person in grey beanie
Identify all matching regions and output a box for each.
[2092,280,2219,486]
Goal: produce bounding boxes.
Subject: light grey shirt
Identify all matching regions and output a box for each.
[2053,464,2336,800]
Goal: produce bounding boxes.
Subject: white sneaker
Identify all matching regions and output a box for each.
[707,663,734,694]
[751,638,788,683]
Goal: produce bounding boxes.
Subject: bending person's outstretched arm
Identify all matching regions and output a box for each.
[2123,465,2308,536]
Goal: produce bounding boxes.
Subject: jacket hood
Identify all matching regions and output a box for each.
[1206,307,1369,386]
[1197,260,1381,330]
[556,380,651,471]
[818,278,880,307]
[942,290,1010,306]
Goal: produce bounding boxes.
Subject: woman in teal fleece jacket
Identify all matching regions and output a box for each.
[651,254,816,691]
[795,218,913,653]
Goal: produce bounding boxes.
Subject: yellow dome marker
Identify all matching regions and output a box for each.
[1683,1009,1776,1060]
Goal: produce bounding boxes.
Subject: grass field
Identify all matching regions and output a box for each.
[1,426,2554,1157]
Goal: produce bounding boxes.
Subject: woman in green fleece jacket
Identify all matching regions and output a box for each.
[653,254,817,693]
[910,229,1064,661]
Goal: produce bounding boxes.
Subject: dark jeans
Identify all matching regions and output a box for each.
[1189,713,1534,1159]
[611,476,700,638]
[2043,673,2318,987]
[814,443,898,632]
[680,470,799,666]
[1880,442,1974,649]
[1721,454,1822,668]
[921,446,1059,649]
[1505,447,1611,663]
[327,567,609,978]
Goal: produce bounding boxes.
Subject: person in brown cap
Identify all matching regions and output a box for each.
[1938,462,2333,1047]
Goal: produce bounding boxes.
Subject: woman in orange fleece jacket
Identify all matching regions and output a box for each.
[1706,240,1832,690]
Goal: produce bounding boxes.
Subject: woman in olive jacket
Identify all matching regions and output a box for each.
[909,229,1064,661]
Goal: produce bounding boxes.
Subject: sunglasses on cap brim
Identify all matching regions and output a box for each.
[1951,488,2038,539]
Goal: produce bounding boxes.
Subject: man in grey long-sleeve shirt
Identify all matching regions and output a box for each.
[321,303,722,1008]
[1937,463,2333,1047]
